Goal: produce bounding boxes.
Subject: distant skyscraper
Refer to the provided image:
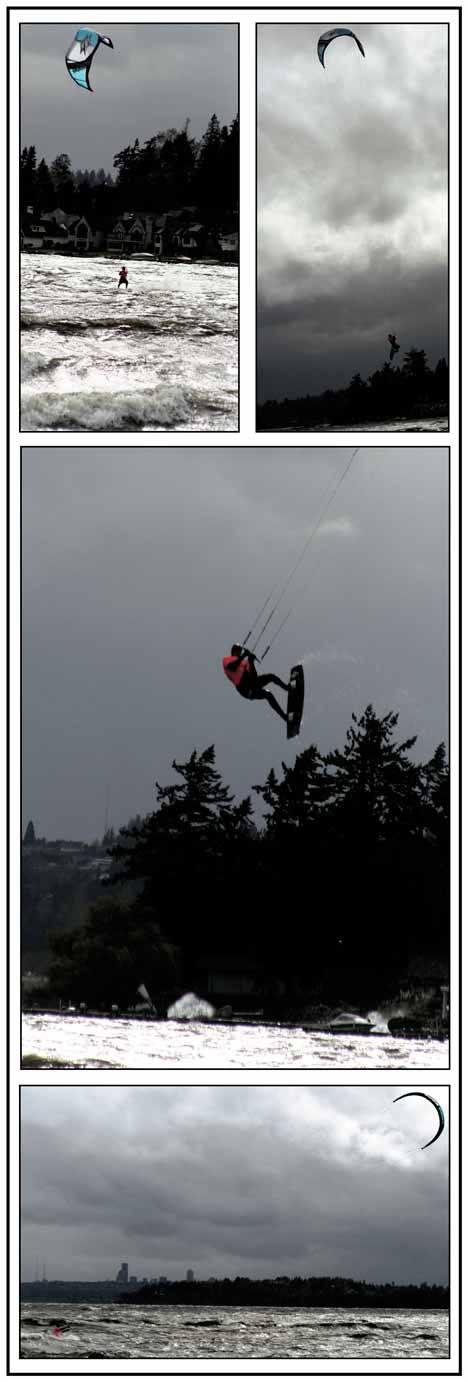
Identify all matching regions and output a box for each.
[186,1269,195,1282]
[116,1262,129,1284]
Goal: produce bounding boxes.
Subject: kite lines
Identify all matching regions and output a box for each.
[242,447,360,661]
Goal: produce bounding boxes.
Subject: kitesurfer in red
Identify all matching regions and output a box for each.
[223,645,289,723]
[118,266,128,289]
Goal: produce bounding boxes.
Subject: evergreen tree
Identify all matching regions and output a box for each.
[34,158,55,212]
[347,373,368,414]
[255,745,327,833]
[110,747,253,952]
[433,358,449,399]
[195,114,224,214]
[113,138,142,199]
[420,743,449,844]
[324,705,421,843]
[225,115,239,212]
[20,145,37,210]
[50,153,76,212]
[157,124,197,207]
[402,347,429,381]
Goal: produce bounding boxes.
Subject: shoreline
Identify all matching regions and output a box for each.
[22,1006,449,1045]
[21,248,238,266]
[257,414,448,433]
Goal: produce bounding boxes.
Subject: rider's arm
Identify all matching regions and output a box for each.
[230,648,257,672]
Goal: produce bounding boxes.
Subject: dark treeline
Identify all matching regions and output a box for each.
[22,836,113,973]
[20,1275,448,1308]
[257,352,448,429]
[46,706,449,1010]
[20,113,239,224]
[121,1275,449,1309]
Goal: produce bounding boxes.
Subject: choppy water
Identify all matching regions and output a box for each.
[21,254,238,431]
[271,418,447,433]
[22,1013,448,1069]
[20,1303,449,1360]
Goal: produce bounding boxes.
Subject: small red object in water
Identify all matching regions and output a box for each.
[53,1328,62,1336]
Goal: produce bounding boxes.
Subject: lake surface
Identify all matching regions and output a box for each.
[22,1013,448,1069]
[21,254,238,431]
[269,418,447,433]
[20,1303,449,1361]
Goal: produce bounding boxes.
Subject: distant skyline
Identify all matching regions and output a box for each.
[22,447,448,842]
[24,1263,142,1285]
[258,23,448,399]
[21,1087,449,1284]
[21,23,238,169]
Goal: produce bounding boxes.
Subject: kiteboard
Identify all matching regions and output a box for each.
[287,664,304,739]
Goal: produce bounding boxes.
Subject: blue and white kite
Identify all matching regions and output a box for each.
[65,28,113,91]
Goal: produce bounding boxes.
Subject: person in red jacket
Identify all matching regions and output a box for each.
[118,265,129,288]
[222,644,289,723]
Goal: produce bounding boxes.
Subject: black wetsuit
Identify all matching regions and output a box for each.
[233,651,289,723]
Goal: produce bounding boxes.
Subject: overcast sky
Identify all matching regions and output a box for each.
[22,446,448,843]
[21,23,238,169]
[21,1085,448,1283]
[257,23,448,400]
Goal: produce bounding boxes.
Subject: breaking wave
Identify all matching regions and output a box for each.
[167,992,215,1021]
[21,386,196,432]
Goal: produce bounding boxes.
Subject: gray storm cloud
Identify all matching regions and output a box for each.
[257,23,448,399]
[21,1087,448,1284]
